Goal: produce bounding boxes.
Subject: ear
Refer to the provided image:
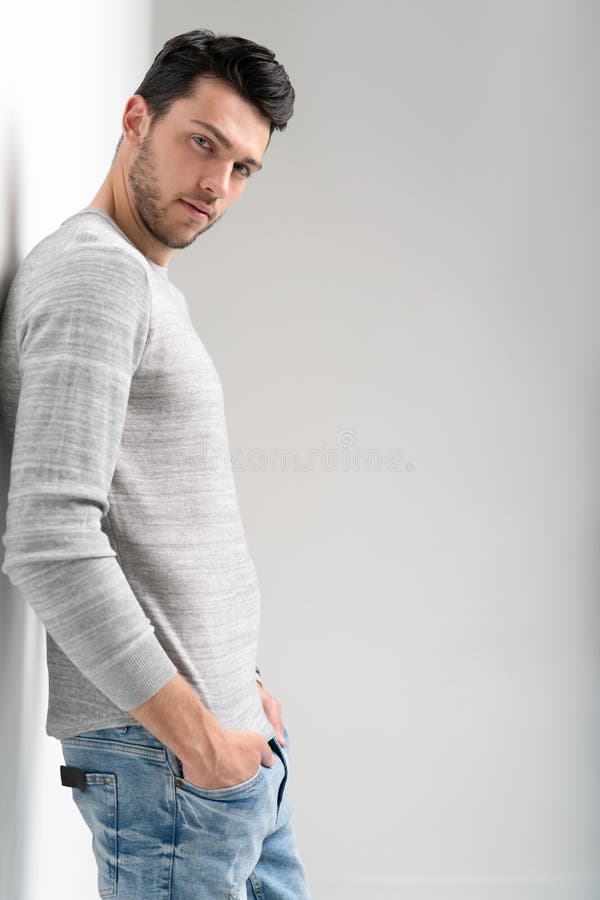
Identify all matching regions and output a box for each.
[121,94,152,148]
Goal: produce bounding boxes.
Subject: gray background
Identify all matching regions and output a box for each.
[1,1,600,897]
[156,3,600,894]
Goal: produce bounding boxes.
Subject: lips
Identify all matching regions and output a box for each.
[182,199,211,217]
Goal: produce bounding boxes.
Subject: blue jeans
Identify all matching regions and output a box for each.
[59,723,311,899]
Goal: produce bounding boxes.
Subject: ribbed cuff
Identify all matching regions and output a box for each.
[88,630,178,710]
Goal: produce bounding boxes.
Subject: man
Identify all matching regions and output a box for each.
[0,28,310,899]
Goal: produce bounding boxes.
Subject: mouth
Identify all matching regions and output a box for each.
[180,199,211,222]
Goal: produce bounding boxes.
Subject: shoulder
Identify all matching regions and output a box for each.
[21,210,151,289]
[15,214,152,322]
[58,211,152,290]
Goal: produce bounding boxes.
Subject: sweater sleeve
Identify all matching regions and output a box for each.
[1,246,178,710]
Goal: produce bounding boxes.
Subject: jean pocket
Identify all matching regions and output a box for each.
[64,770,118,897]
[167,747,265,802]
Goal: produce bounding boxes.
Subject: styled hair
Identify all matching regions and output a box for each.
[114,28,295,156]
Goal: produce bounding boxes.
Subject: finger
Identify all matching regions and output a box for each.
[261,745,277,767]
[273,718,286,746]
[270,711,285,747]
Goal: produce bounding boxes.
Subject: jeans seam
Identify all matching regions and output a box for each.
[166,758,177,900]
[248,871,264,899]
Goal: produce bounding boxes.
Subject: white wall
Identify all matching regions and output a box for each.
[153,2,600,898]
[0,4,152,898]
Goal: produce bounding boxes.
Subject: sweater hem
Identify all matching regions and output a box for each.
[48,712,144,741]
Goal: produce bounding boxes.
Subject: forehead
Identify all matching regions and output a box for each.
[173,76,271,156]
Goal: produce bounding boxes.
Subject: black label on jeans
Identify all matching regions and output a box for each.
[60,765,88,792]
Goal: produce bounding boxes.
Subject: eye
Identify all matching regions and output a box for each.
[192,136,211,150]
[234,163,251,178]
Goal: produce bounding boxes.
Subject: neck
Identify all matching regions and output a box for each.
[87,161,174,269]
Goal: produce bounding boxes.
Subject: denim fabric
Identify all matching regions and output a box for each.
[60,723,310,899]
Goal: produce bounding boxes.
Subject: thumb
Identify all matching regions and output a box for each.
[260,740,277,767]
[271,712,286,747]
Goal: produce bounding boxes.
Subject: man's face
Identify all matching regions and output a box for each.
[127,76,271,250]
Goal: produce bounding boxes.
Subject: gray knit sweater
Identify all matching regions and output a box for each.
[0,207,274,742]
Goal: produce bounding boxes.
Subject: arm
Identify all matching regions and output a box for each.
[1,247,176,710]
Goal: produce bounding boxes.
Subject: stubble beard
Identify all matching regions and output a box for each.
[128,135,218,250]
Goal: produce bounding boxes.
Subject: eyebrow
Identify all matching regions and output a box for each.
[189,118,263,171]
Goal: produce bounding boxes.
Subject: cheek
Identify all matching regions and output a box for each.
[230,179,249,199]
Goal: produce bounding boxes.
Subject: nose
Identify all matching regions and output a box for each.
[198,159,230,200]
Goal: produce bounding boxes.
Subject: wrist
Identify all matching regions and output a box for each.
[128,672,225,766]
[178,715,225,768]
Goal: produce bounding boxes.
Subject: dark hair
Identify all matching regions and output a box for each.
[114,28,294,156]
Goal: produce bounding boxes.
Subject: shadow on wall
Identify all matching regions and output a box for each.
[0,124,38,900]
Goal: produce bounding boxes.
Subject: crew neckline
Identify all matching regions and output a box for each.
[71,207,170,277]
